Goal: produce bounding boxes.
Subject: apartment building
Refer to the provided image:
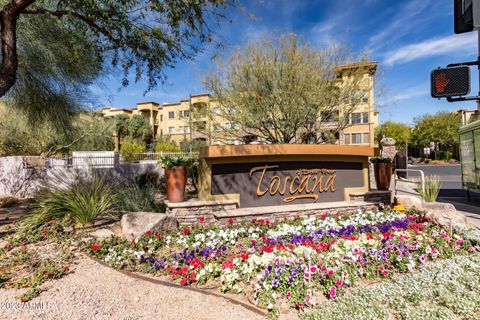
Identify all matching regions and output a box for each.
[102,62,378,147]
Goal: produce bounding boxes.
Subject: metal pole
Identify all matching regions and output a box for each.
[478,29,480,110]
[189,94,193,155]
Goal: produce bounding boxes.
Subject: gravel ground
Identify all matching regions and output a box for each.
[0,255,268,320]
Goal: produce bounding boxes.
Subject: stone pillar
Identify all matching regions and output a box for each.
[380,138,396,159]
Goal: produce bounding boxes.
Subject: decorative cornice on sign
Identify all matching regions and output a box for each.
[199,144,374,159]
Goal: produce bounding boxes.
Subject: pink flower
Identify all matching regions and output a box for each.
[304,272,311,280]
[419,255,427,264]
[328,285,336,298]
[335,280,343,287]
[469,246,476,252]
[455,239,464,248]
[251,239,257,245]
[286,291,292,299]
[310,265,317,274]
[296,302,303,308]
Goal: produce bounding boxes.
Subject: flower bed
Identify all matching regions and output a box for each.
[86,209,479,315]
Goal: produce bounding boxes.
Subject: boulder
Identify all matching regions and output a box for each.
[120,212,178,239]
[422,202,470,230]
[394,194,423,209]
[89,228,115,240]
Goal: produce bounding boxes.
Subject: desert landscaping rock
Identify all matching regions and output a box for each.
[423,202,471,229]
[89,228,115,240]
[394,194,423,210]
[121,212,178,238]
[0,255,265,320]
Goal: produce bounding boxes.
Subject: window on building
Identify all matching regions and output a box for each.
[351,90,369,104]
[160,115,163,122]
[344,133,350,145]
[361,91,369,103]
[185,126,190,133]
[182,110,190,117]
[178,126,183,132]
[168,111,175,119]
[351,133,362,144]
[194,121,206,130]
[363,132,370,144]
[362,112,369,124]
[351,113,362,124]
[168,127,174,134]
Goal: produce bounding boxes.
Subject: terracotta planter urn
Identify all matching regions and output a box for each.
[165,165,187,203]
[373,162,392,191]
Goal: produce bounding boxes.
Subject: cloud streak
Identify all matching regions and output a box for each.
[383,33,477,65]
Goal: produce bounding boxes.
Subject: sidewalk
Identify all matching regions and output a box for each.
[438,197,480,229]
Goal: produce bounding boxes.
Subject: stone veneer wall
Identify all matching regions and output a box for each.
[166,200,380,227]
[349,190,391,205]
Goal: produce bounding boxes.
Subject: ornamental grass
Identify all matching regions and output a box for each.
[418,175,442,203]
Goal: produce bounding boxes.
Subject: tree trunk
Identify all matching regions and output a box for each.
[0,0,36,98]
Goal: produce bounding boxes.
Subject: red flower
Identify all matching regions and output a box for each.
[179,279,187,286]
[240,253,249,261]
[145,230,152,236]
[367,234,374,240]
[91,245,100,251]
[228,218,234,224]
[190,258,205,270]
[50,220,57,226]
[321,213,328,220]
[222,260,235,270]
[42,227,47,238]
[63,265,70,271]
[197,217,205,223]
[265,220,270,225]
[182,228,191,235]
[156,233,161,239]
[251,218,257,223]
[296,302,303,308]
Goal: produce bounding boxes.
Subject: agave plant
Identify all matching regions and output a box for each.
[418,175,442,203]
[24,176,117,228]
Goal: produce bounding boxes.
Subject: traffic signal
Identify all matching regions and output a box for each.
[431,66,470,98]
[454,0,480,34]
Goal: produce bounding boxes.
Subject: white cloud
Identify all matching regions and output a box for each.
[380,83,428,105]
[366,0,435,52]
[383,33,477,66]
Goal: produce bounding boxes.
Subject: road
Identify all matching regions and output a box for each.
[407,164,480,228]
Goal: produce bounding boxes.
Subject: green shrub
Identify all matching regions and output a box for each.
[155,142,180,152]
[117,173,165,212]
[121,141,146,162]
[24,176,117,227]
[436,150,452,161]
[158,156,194,168]
[418,175,442,202]
[180,139,207,152]
[370,156,392,163]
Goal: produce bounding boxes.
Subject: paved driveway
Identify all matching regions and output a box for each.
[407,164,480,228]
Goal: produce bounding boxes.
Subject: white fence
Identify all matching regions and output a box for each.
[22,152,199,169]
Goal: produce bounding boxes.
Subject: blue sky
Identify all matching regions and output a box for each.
[92,0,479,126]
